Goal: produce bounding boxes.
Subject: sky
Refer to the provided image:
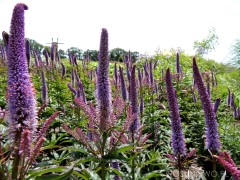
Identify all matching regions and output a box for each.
[0,0,240,63]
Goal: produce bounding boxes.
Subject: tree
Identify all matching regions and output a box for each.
[110,48,126,62]
[130,51,140,62]
[27,38,44,53]
[230,39,240,68]
[193,28,218,57]
[83,49,99,61]
[58,49,66,59]
[67,47,83,60]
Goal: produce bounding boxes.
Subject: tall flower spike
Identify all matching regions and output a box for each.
[114,63,118,87]
[192,57,220,152]
[60,62,66,79]
[2,31,9,49]
[119,66,127,101]
[149,61,154,85]
[41,71,48,104]
[165,68,186,155]
[129,65,140,132]
[176,53,181,74]
[213,98,221,114]
[43,48,49,67]
[7,3,37,140]
[138,67,142,88]
[25,39,31,68]
[97,28,112,132]
[227,88,231,106]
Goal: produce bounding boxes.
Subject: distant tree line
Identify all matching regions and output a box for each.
[0,37,139,62]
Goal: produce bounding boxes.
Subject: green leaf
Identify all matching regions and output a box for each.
[142,171,161,180]
[81,169,101,180]
[115,145,134,153]
[35,168,73,180]
[26,166,69,179]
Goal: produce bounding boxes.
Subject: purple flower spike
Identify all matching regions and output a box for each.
[227,88,231,106]
[7,3,37,140]
[231,93,235,108]
[149,61,154,85]
[129,65,140,132]
[2,31,9,48]
[140,96,144,116]
[50,43,55,61]
[165,68,186,156]
[119,66,127,101]
[176,53,181,74]
[114,63,118,86]
[33,51,39,67]
[41,71,48,104]
[96,28,112,132]
[25,39,31,68]
[43,48,49,67]
[192,57,220,152]
[207,82,210,95]
[60,62,66,79]
[214,98,221,114]
[138,68,142,88]
[111,162,121,180]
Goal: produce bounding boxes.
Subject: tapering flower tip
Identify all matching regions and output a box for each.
[111,162,121,180]
[231,93,235,108]
[207,82,210,95]
[25,39,31,68]
[33,51,39,67]
[7,3,37,140]
[71,68,75,86]
[192,57,221,152]
[138,68,142,88]
[41,71,48,104]
[140,96,144,116]
[129,65,140,132]
[67,83,77,95]
[176,53,181,74]
[50,43,55,61]
[2,31,9,47]
[214,98,221,113]
[97,28,112,132]
[213,154,240,178]
[114,63,118,85]
[60,63,66,79]
[19,129,31,156]
[227,88,231,106]
[165,68,186,155]
[43,48,49,67]
[149,61,154,85]
[119,66,127,101]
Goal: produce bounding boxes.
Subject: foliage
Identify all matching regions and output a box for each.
[229,39,240,68]
[193,27,219,57]
[27,38,44,53]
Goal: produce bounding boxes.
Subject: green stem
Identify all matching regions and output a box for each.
[131,132,135,180]
[100,132,107,180]
[178,154,182,180]
[213,156,217,180]
[12,131,22,180]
